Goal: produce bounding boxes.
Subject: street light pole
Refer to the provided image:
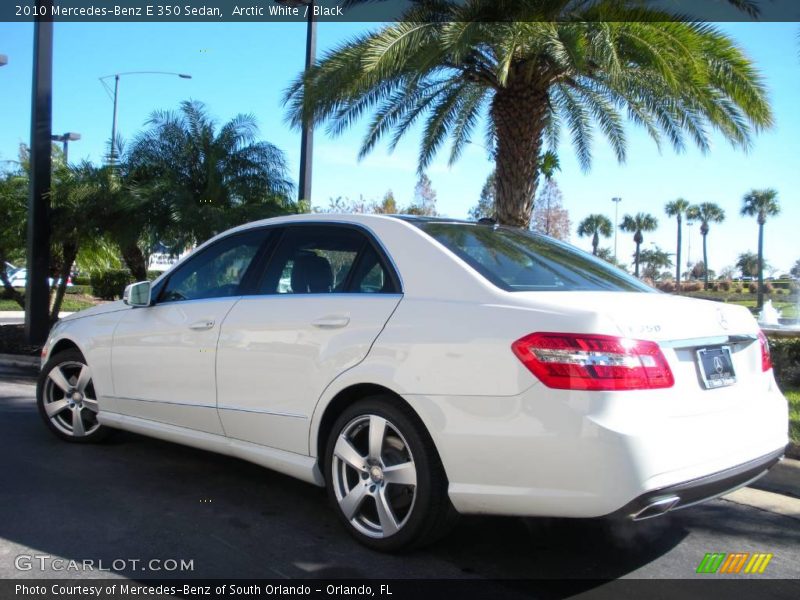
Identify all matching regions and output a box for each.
[51,132,81,164]
[110,74,120,162]
[612,197,622,261]
[99,71,192,163]
[26,5,53,344]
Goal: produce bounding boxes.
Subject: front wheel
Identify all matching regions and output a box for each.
[324,397,457,551]
[37,348,110,443]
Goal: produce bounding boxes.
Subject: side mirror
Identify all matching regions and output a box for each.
[123,281,152,307]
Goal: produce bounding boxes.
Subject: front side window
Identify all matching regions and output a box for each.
[259,226,398,294]
[159,230,267,303]
[414,222,652,293]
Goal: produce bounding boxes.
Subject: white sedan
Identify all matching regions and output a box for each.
[37,214,788,550]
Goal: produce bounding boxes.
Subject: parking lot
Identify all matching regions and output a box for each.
[1,369,799,589]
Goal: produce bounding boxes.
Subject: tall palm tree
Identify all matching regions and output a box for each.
[620,213,658,278]
[577,214,613,256]
[664,198,691,291]
[687,203,726,290]
[741,188,780,310]
[127,100,295,252]
[285,1,772,228]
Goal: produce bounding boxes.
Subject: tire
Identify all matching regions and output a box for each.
[37,348,110,443]
[324,396,457,551]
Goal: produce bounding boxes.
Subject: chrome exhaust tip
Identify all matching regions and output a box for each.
[632,495,680,520]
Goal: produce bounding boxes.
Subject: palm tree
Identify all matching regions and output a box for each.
[736,251,761,279]
[741,188,780,309]
[620,213,658,278]
[664,198,691,291]
[577,214,613,256]
[687,203,726,290]
[127,100,295,252]
[285,1,772,228]
[638,247,674,281]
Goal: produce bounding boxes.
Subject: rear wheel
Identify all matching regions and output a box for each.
[37,348,109,443]
[324,397,457,551]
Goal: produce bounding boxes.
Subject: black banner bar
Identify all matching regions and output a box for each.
[3,579,800,600]
[2,0,800,23]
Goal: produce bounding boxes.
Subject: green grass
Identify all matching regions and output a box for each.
[786,389,800,447]
[0,296,96,312]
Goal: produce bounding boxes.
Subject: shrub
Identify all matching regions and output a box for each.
[658,281,676,293]
[775,288,785,296]
[90,269,134,300]
[764,282,774,294]
[683,282,702,292]
[734,285,743,293]
[64,285,92,296]
[72,275,91,286]
[718,280,732,292]
[748,283,757,294]
[769,336,800,389]
[147,270,164,281]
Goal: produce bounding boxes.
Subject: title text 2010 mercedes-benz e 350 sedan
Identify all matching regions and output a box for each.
[37,214,788,550]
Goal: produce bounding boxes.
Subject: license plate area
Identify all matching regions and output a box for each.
[696,345,736,389]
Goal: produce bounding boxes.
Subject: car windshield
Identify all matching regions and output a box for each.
[413,221,653,293]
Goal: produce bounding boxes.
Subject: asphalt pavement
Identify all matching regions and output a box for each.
[1,368,799,591]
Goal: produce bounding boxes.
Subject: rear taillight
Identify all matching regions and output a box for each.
[511,332,674,391]
[758,331,772,372]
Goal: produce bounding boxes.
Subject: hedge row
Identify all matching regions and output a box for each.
[770,336,800,389]
[90,269,135,301]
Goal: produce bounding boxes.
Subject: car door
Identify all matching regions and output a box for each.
[109,228,271,434]
[216,224,403,454]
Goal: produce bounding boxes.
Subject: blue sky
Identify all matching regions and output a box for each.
[0,20,798,273]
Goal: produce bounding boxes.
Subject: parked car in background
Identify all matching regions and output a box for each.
[37,215,788,550]
[2,263,72,288]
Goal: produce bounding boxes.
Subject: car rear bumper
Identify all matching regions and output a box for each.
[403,383,789,518]
[608,447,785,520]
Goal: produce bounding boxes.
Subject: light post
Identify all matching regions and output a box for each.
[686,220,694,280]
[99,71,192,163]
[27,3,53,344]
[611,197,622,261]
[275,0,317,203]
[51,132,81,164]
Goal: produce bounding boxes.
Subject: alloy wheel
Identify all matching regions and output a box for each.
[331,414,418,539]
[41,360,101,438]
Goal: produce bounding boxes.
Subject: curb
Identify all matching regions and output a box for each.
[753,457,800,499]
[0,353,39,369]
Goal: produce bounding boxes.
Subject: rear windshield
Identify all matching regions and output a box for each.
[414,222,652,293]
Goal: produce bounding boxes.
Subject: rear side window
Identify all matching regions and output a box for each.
[258,226,398,294]
[415,222,652,292]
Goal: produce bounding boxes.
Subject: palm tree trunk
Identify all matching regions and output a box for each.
[634,243,641,278]
[757,221,765,310]
[702,234,709,290]
[50,243,77,323]
[491,82,549,228]
[121,243,148,281]
[592,232,599,256]
[675,217,682,292]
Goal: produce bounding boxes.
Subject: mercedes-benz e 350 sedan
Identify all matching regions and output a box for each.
[38,214,788,550]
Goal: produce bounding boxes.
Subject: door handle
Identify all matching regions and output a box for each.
[311,316,350,329]
[189,319,215,330]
